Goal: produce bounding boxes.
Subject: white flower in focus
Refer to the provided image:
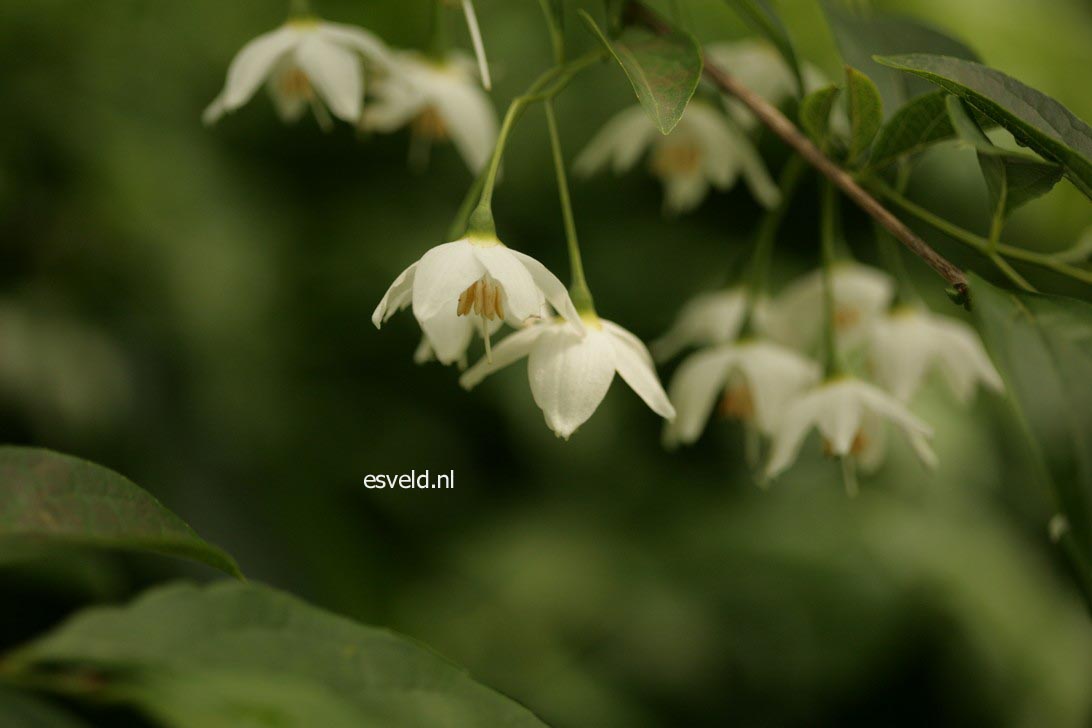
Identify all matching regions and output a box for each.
[870,308,1003,402]
[766,378,937,480]
[204,18,390,127]
[373,232,583,366]
[460,315,676,439]
[763,263,894,352]
[363,51,498,172]
[703,40,831,132]
[574,101,780,215]
[664,340,820,447]
[651,288,750,362]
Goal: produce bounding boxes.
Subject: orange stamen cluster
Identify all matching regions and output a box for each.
[412,106,449,140]
[718,384,755,421]
[278,67,314,101]
[650,143,702,177]
[457,278,504,320]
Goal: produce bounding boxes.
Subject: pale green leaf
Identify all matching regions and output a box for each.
[6,582,547,728]
[876,54,1092,199]
[845,66,882,163]
[0,447,242,579]
[800,85,841,147]
[579,9,701,134]
[972,275,1092,598]
[870,92,954,168]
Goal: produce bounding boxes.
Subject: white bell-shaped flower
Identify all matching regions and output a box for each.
[765,377,937,479]
[870,307,1003,402]
[362,50,498,172]
[650,288,750,362]
[574,101,780,215]
[204,18,390,127]
[373,231,583,366]
[763,263,894,352]
[460,315,676,439]
[664,340,820,447]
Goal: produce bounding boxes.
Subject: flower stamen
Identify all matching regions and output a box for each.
[650,142,703,178]
[411,106,449,140]
[278,67,314,102]
[718,384,755,421]
[457,277,505,321]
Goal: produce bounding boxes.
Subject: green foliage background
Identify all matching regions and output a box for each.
[2,0,1091,725]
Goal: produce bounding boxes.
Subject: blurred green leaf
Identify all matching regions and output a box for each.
[947,96,1063,217]
[844,66,882,163]
[821,2,979,115]
[877,54,1092,198]
[0,686,89,727]
[6,582,547,728]
[579,9,701,134]
[972,275,1092,604]
[0,447,242,580]
[720,0,803,95]
[800,85,841,147]
[869,91,954,168]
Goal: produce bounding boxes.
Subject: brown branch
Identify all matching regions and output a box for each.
[624,1,970,299]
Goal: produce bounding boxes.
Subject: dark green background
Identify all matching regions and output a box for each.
[2,1,1091,726]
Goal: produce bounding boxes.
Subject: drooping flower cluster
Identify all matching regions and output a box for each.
[659,263,1003,489]
[204,12,497,171]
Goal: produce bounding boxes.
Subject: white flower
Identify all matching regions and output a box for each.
[704,40,837,133]
[870,307,1003,402]
[460,315,676,439]
[664,340,820,447]
[651,287,776,362]
[363,51,498,172]
[574,101,780,215]
[763,263,894,352]
[204,18,390,127]
[766,378,937,479]
[372,232,583,366]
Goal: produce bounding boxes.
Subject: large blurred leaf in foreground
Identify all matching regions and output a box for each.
[972,276,1092,602]
[0,686,89,728]
[0,447,241,579]
[4,581,547,728]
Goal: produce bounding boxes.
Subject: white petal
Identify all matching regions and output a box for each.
[662,171,709,214]
[432,78,498,172]
[602,320,654,367]
[372,262,417,328]
[733,342,821,434]
[607,322,675,420]
[651,289,748,362]
[848,379,937,468]
[471,245,541,322]
[812,384,864,457]
[663,346,737,447]
[459,324,545,390]
[206,26,300,123]
[361,79,425,131]
[574,106,656,177]
[419,305,476,366]
[765,388,829,478]
[294,35,363,122]
[412,241,484,321]
[316,21,392,66]
[528,327,616,439]
[413,336,435,364]
[266,61,310,123]
[507,250,585,333]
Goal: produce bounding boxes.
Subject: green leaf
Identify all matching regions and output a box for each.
[721,0,803,96]
[579,9,701,134]
[946,96,1062,217]
[6,582,548,728]
[0,686,89,728]
[800,85,841,147]
[972,275,1092,600]
[0,447,242,579]
[821,2,979,116]
[876,54,1092,199]
[870,92,954,168]
[844,66,882,163]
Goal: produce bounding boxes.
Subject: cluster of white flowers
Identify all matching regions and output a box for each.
[204,15,1003,485]
[204,13,497,172]
[658,263,1004,488]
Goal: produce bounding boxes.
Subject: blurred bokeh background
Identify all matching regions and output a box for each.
[2,0,1091,726]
